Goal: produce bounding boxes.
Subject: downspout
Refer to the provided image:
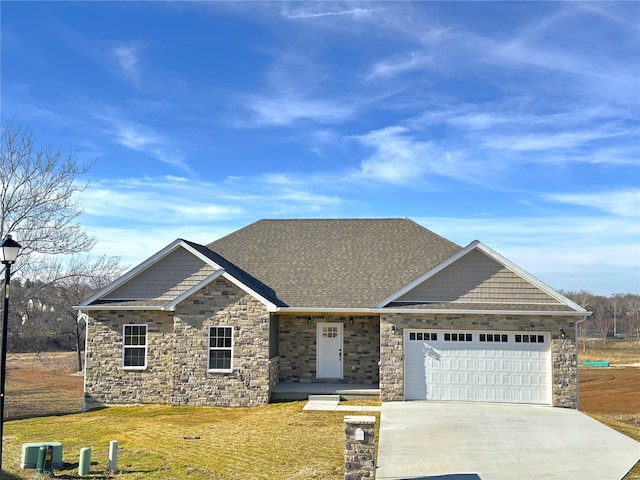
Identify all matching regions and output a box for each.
[77,310,90,412]
[575,314,589,410]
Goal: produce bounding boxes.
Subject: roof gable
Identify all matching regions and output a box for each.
[104,246,216,301]
[377,241,587,313]
[77,239,277,311]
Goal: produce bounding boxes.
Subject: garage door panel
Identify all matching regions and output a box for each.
[405,330,551,405]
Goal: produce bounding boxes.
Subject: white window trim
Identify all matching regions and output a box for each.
[207,325,234,373]
[122,323,148,370]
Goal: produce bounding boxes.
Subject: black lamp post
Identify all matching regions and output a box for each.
[0,234,21,472]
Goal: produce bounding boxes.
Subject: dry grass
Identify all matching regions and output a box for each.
[3,350,639,479]
[5,352,83,420]
[4,402,377,479]
[578,338,640,365]
[3,352,379,479]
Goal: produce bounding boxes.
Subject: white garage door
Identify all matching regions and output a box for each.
[404,330,551,404]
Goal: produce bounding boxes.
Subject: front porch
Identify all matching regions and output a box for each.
[270,382,380,401]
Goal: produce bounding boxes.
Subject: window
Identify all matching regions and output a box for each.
[123,324,147,369]
[208,326,233,372]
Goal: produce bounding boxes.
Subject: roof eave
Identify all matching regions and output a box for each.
[274,307,374,314]
[375,307,592,316]
[72,305,166,311]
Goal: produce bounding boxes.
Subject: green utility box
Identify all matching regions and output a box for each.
[20,442,63,469]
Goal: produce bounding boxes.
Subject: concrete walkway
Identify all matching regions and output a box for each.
[376,401,640,480]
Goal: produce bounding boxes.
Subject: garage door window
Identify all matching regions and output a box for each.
[516,334,545,343]
[409,332,438,341]
[480,333,508,343]
[444,333,472,342]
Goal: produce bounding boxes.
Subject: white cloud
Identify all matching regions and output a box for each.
[543,190,640,218]
[95,111,192,174]
[485,128,630,152]
[282,6,383,20]
[367,51,435,80]
[111,44,144,80]
[81,182,243,224]
[242,94,354,127]
[351,126,474,185]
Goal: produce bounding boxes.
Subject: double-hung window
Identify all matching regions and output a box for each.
[208,326,233,372]
[123,324,148,369]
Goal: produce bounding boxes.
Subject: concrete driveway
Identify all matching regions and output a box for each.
[376,402,640,480]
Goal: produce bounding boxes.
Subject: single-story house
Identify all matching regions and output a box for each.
[75,218,589,409]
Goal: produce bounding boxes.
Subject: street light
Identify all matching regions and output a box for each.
[612,293,624,338]
[0,234,21,473]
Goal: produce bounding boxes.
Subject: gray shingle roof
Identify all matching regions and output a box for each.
[206,219,461,309]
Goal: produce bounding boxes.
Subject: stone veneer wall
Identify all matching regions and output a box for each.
[344,416,376,480]
[278,315,380,384]
[171,278,271,407]
[85,310,174,409]
[84,277,272,409]
[269,356,280,389]
[380,313,579,408]
[552,336,578,408]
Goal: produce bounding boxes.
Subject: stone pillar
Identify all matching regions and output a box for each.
[379,316,403,401]
[552,335,578,408]
[344,415,376,480]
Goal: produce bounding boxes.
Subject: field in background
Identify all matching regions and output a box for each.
[5,352,83,420]
[2,346,639,479]
[578,337,640,365]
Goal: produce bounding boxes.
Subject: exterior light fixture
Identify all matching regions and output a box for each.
[391,325,397,333]
[1,234,22,471]
[0,235,20,264]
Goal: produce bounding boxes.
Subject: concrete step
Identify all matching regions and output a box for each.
[308,394,340,403]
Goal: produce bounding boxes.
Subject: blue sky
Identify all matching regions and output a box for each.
[2,1,639,295]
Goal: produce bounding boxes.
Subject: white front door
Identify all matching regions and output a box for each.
[317,323,343,379]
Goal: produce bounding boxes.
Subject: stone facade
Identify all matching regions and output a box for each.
[278,315,380,384]
[379,313,578,408]
[85,310,174,408]
[84,278,579,409]
[84,277,271,408]
[171,278,271,407]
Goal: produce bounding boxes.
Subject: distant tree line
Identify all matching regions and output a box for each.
[562,291,640,342]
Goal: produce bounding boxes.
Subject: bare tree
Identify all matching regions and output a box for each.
[52,255,124,370]
[0,123,95,267]
[0,123,123,357]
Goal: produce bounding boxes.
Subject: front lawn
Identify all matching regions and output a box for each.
[4,402,375,479]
